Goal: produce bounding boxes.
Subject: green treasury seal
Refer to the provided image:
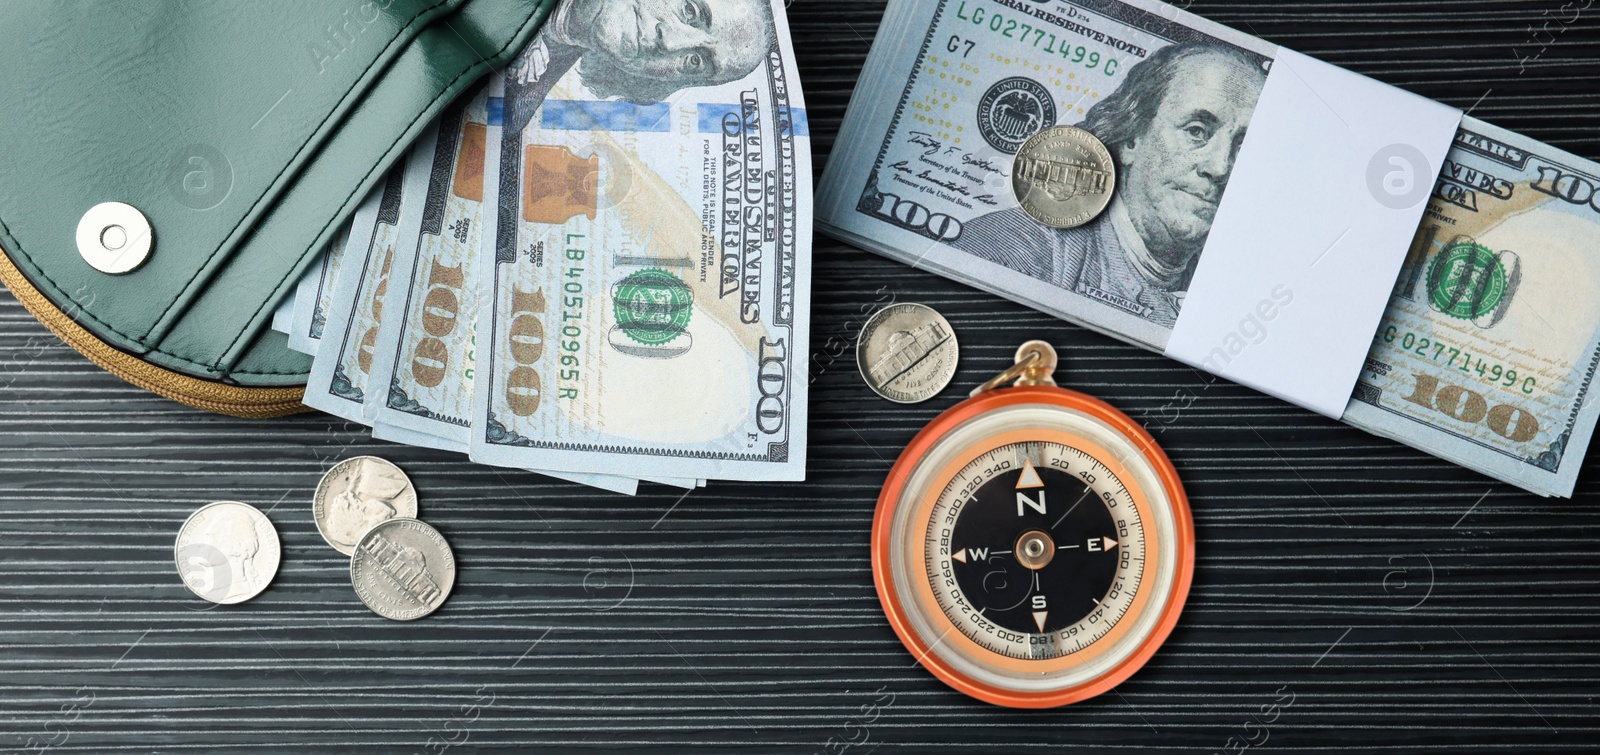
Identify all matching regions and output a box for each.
[1427,241,1508,321]
[613,268,692,346]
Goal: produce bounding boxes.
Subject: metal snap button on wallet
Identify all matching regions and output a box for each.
[75,201,152,274]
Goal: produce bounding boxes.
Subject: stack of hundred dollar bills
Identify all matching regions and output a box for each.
[816,0,1600,497]
[271,0,812,495]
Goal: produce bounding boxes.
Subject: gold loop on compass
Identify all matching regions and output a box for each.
[971,340,1059,396]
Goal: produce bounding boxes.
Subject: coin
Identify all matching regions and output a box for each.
[857,303,959,404]
[1011,125,1116,230]
[174,501,280,605]
[350,518,456,621]
[314,456,419,556]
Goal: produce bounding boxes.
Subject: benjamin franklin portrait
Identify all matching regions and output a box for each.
[954,43,1269,328]
[504,0,777,134]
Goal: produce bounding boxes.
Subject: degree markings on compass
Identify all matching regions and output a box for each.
[933,441,1151,659]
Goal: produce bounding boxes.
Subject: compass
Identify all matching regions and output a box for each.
[873,341,1193,707]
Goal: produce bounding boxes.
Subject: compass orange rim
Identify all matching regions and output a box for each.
[906,426,1162,676]
[872,386,1194,708]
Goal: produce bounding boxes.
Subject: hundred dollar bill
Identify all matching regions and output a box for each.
[281,219,356,343]
[469,0,812,482]
[376,416,700,492]
[816,0,1600,496]
[287,212,362,355]
[368,96,490,447]
[1344,118,1600,497]
[371,420,645,496]
[817,0,1276,351]
[361,100,687,494]
[304,161,414,424]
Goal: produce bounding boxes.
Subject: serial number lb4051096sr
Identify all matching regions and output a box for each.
[873,341,1194,708]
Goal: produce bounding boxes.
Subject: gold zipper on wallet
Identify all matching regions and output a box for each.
[0,249,308,419]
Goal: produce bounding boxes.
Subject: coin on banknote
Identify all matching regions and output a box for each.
[174,501,280,605]
[1012,126,1116,230]
[350,518,456,621]
[857,303,959,404]
[314,456,419,556]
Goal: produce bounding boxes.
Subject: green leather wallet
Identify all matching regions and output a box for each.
[0,0,554,417]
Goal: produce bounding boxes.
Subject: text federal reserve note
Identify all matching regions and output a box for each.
[469,1,812,481]
[1346,117,1600,497]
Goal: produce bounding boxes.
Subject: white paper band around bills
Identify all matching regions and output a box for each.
[1164,48,1463,419]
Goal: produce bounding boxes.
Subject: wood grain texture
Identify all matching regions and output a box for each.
[4,1,1600,751]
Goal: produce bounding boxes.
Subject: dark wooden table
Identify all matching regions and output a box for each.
[4,1,1600,752]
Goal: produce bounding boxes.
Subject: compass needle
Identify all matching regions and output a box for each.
[1052,487,1092,530]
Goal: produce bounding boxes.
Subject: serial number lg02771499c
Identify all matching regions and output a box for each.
[947,1,1123,76]
[1379,326,1538,396]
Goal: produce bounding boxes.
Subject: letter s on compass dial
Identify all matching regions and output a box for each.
[873,387,1193,708]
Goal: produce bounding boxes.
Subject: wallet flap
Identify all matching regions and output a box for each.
[0,0,549,384]
[159,0,555,381]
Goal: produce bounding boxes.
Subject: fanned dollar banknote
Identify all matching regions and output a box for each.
[367,90,493,450]
[816,0,1600,496]
[357,92,685,495]
[304,163,412,424]
[286,213,360,356]
[274,220,354,340]
[467,1,811,482]
[297,0,809,491]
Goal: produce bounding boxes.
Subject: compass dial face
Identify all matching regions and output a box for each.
[876,393,1192,708]
[929,440,1144,660]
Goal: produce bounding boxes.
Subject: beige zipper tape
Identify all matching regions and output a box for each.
[0,247,309,419]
